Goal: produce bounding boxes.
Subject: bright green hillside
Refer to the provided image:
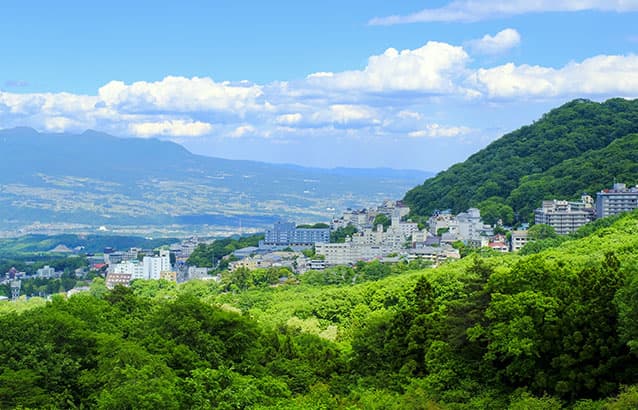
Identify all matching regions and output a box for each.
[2,211,638,408]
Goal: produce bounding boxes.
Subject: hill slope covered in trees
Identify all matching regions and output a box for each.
[3,210,638,408]
[404,98,638,222]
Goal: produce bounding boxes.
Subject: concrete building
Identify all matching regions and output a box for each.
[596,183,638,218]
[427,211,454,236]
[263,221,330,247]
[407,246,461,264]
[142,250,172,280]
[109,250,173,283]
[36,265,55,277]
[112,260,145,280]
[510,230,529,252]
[106,272,132,288]
[315,240,392,266]
[456,208,483,242]
[229,255,275,271]
[187,267,210,280]
[534,199,594,235]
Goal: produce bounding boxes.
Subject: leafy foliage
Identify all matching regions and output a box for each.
[186,234,264,268]
[330,225,358,243]
[3,210,638,408]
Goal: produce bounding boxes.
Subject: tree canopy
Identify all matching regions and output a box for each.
[3,210,638,408]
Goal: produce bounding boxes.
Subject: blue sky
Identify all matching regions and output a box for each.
[1,0,637,171]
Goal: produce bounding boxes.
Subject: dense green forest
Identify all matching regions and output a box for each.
[2,210,638,408]
[404,98,638,222]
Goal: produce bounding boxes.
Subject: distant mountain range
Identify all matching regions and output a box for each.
[0,127,432,233]
[404,98,638,222]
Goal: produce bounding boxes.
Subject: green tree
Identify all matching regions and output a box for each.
[527,223,558,240]
[373,214,391,231]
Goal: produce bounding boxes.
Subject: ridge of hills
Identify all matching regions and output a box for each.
[404,98,638,222]
[0,127,432,233]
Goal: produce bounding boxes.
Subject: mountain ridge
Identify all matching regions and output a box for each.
[404,98,638,222]
[0,127,432,232]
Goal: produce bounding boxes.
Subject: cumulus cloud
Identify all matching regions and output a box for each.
[129,120,213,137]
[470,54,638,99]
[369,0,638,24]
[2,36,638,146]
[98,76,264,113]
[305,41,470,94]
[408,124,473,138]
[467,28,521,55]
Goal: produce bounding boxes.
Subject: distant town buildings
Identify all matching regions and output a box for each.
[106,249,174,288]
[314,202,462,266]
[36,265,55,278]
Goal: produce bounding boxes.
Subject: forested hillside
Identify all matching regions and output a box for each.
[3,210,638,408]
[404,98,638,221]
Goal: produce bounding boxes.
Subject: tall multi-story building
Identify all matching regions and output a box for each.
[263,221,330,247]
[596,183,638,218]
[456,208,483,242]
[534,199,595,235]
[143,250,172,280]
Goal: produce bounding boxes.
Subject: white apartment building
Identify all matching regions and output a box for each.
[315,241,389,266]
[596,183,638,218]
[143,250,172,280]
[112,260,145,280]
[534,199,594,235]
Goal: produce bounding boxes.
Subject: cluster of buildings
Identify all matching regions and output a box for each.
[106,250,174,287]
[316,205,457,266]
[534,183,638,235]
[427,208,492,246]
[228,250,306,273]
[2,264,90,301]
[103,236,226,288]
[12,182,638,297]
[224,201,462,269]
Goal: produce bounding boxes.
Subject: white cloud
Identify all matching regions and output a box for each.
[328,104,377,124]
[276,113,303,125]
[369,0,638,24]
[471,55,638,98]
[408,124,473,138]
[306,41,470,94]
[98,76,264,113]
[230,124,256,138]
[2,38,638,146]
[129,120,213,137]
[467,28,521,55]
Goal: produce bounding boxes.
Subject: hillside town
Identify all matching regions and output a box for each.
[4,182,637,298]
